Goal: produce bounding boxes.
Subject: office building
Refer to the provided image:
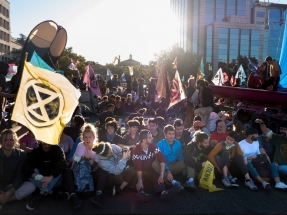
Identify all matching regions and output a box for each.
[170,0,287,74]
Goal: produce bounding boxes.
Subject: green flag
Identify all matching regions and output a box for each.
[200,58,205,77]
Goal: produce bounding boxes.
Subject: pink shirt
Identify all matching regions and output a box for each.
[73,142,98,162]
[19,134,39,149]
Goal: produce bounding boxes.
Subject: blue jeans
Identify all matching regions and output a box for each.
[278,165,287,178]
[247,160,279,178]
[29,169,62,194]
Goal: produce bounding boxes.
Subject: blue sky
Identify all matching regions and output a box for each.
[8,0,287,65]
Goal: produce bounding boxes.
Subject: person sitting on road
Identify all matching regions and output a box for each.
[184,131,209,191]
[148,118,165,144]
[63,124,98,211]
[189,120,208,140]
[173,119,191,150]
[208,131,257,190]
[97,103,114,129]
[58,133,74,158]
[156,116,165,130]
[123,120,140,149]
[153,125,185,192]
[239,127,287,190]
[132,130,181,202]
[92,142,135,208]
[19,130,39,154]
[98,95,109,114]
[99,120,126,147]
[23,141,66,211]
[133,116,147,132]
[255,119,287,178]
[124,97,136,115]
[0,129,36,210]
[209,121,228,149]
[258,133,276,163]
[63,115,85,143]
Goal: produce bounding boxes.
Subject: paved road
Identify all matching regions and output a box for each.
[2,178,287,214]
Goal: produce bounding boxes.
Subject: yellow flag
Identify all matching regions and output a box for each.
[11,61,81,145]
[197,161,223,192]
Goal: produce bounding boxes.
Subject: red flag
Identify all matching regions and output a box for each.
[84,65,102,98]
[167,70,186,110]
[230,75,234,85]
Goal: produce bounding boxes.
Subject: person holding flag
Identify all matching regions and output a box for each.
[247,64,265,89]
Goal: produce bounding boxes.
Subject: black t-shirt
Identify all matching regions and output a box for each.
[63,127,81,142]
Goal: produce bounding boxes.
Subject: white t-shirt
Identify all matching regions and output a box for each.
[238,139,261,158]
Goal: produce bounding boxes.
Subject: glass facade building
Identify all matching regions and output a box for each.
[170,0,287,73]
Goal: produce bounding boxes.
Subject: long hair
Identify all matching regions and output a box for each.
[0,129,19,149]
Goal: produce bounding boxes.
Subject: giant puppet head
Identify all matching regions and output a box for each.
[12,20,67,93]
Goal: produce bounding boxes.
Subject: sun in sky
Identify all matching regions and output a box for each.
[9,0,178,65]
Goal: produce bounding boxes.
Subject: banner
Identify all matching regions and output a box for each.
[107,68,113,79]
[128,66,133,76]
[197,67,203,80]
[70,58,79,65]
[230,75,234,85]
[111,56,118,65]
[12,61,81,145]
[212,68,224,86]
[121,73,126,82]
[197,161,223,192]
[68,63,78,70]
[235,65,247,84]
[156,63,170,98]
[244,56,258,74]
[200,57,205,77]
[167,70,186,110]
[30,51,54,72]
[84,65,102,98]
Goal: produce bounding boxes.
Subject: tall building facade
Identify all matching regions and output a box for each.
[170,0,287,74]
[0,0,10,62]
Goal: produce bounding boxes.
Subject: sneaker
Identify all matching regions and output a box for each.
[159,185,180,201]
[245,179,258,191]
[136,191,152,202]
[275,182,287,189]
[56,191,70,201]
[26,193,44,211]
[112,186,122,196]
[70,194,82,211]
[222,176,233,188]
[262,181,270,190]
[90,194,102,208]
[175,182,184,193]
[229,177,237,184]
[183,181,197,191]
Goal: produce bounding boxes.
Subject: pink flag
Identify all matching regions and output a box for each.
[167,70,186,110]
[71,58,79,65]
[230,75,234,85]
[68,63,78,70]
[84,65,102,98]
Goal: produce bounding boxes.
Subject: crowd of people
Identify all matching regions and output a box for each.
[1,70,287,213]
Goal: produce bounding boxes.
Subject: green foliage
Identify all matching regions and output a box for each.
[154,45,203,81]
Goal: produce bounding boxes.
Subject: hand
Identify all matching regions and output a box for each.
[42,182,48,188]
[254,119,263,124]
[251,155,257,159]
[95,121,100,126]
[41,176,53,184]
[201,162,206,168]
[166,171,173,182]
[122,149,131,160]
[158,173,164,184]
[2,190,13,204]
[136,181,143,191]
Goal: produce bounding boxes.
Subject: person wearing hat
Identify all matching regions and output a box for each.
[239,126,287,190]
[189,120,206,140]
[208,131,258,190]
[247,64,265,89]
[256,119,287,178]
[263,56,280,91]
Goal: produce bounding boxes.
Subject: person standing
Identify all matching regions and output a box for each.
[184,78,196,128]
[194,79,214,133]
[263,56,280,91]
[147,78,156,103]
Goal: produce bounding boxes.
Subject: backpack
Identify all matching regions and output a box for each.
[72,159,94,193]
[251,154,271,179]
